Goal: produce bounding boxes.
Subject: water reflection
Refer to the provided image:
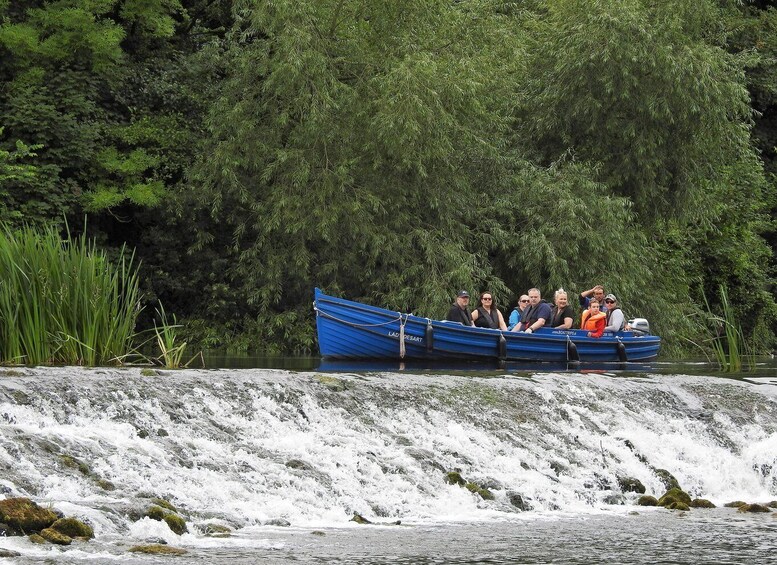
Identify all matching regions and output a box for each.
[200,351,777,378]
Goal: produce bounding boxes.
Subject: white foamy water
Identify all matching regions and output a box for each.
[1,367,776,562]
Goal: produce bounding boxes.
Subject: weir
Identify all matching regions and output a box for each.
[0,368,775,538]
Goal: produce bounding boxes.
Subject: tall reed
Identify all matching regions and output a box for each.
[0,225,141,365]
[703,285,752,372]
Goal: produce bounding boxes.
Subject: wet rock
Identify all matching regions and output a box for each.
[163,513,187,535]
[28,533,47,544]
[157,428,169,437]
[0,549,21,557]
[737,503,771,513]
[137,429,149,438]
[40,526,72,545]
[202,523,232,536]
[405,448,444,471]
[654,469,680,491]
[723,501,748,508]
[690,499,716,509]
[285,459,315,472]
[767,501,777,509]
[96,479,116,491]
[350,513,372,524]
[140,368,158,377]
[445,471,466,486]
[637,495,658,506]
[50,517,94,539]
[666,501,691,511]
[479,478,504,491]
[314,375,348,391]
[0,497,58,533]
[60,455,91,476]
[658,488,691,507]
[520,462,531,470]
[265,518,291,527]
[311,530,326,536]
[0,522,12,536]
[146,505,167,521]
[129,544,187,555]
[152,498,177,513]
[550,461,567,476]
[507,492,532,511]
[617,476,646,494]
[603,494,626,505]
[465,482,494,500]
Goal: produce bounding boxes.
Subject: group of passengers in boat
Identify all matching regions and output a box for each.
[446,285,626,337]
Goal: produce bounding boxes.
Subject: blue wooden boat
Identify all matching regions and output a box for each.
[315,288,660,363]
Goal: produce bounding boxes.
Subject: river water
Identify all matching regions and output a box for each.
[1,362,776,563]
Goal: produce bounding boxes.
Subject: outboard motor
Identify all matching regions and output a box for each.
[628,318,650,336]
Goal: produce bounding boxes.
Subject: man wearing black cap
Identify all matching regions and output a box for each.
[446,290,474,326]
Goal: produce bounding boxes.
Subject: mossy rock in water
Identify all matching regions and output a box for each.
[767,501,777,509]
[350,513,372,524]
[690,499,716,509]
[145,505,167,521]
[637,495,658,507]
[723,501,748,508]
[617,476,646,494]
[507,492,532,511]
[163,513,188,535]
[666,501,691,511]
[140,368,158,376]
[737,503,771,513]
[445,471,466,486]
[40,527,72,545]
[129,544,187,555]
[202,523,232,536]
[653,469,680,491]
[60,455,92,476]
[658,488,691,507]
[51,517,94,539]
[465,482,495,500]
[152,498,177,513]
[314,375,348,391]
[0,497,58,533]
[96,479,116,491]
[28,533,47,544]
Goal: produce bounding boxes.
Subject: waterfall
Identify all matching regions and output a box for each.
[1,367,775,540]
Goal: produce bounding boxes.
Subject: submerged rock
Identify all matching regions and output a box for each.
[603,494,626,505]
[724,501,748,508]
[152,498,177,513]
[40,526,72,545]
[690,499,716,509]
[28,533,47,544]
[129,544,187,555]
[314,375,348,391]
[265,518,291,527]
[0,549,21,557]
[0,497,58,533]
[445,471,466,486]
[737,503,771,513]
[285,459,316,472]
[666,501,691,511]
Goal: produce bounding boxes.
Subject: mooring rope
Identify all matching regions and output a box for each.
[399,315,406,359]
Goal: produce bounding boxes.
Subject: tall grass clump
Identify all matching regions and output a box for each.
[0,224,141,365]
[703,285,753,372]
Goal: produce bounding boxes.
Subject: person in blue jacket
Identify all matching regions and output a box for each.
[513,288,551,333]
[508,294,530,330]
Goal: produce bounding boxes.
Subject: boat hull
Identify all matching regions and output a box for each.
[314,288,661,363]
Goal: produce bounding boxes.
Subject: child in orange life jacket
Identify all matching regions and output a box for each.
[581,299,606,338]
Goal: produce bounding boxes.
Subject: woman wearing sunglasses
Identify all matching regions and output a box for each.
[508,294,530,331]
[603,294,625,332]
[471,292,508,330]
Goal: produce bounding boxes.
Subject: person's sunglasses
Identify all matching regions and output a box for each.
[605,299,615,304]
[482,297,492,301]
[520,299,529,303]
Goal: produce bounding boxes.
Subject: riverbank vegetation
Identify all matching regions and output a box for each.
[1,0,775,356]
